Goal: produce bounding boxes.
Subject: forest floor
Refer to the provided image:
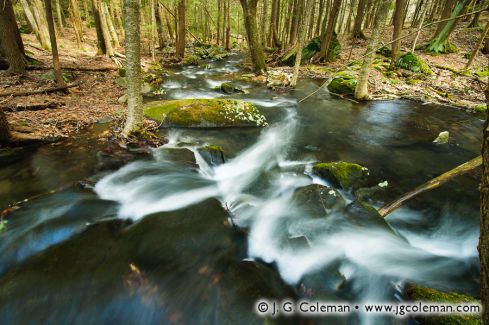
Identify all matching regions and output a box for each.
[267,24,488,111]
[1,23,487,143]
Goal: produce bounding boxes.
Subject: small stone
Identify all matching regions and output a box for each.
[433,131,449,144]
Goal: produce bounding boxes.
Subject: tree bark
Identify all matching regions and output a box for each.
[480,70,489,325]
[291,0,314,87]
[352,0,367,38]
[354,0,393,100]
[239,0,267,73]
[155,2,165,48]
[317,0,342,62]
[225,0,231,49]
[99,1,114,56]
[269,0,281,47]
[69,0,84,48]
[176,0,185,59]
[44,0,65,86]
[465,20,489,69]
[0,108,10,145]
[0,0,26,74]
[390,0,405,69]
[122,0,143,136]
[91,0,107,54]
[468,0,482,27]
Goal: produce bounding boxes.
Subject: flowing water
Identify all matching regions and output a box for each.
[0,55,483,324]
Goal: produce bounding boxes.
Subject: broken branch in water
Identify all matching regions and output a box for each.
[379,155,482,217]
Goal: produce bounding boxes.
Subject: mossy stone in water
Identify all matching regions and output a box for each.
[312,161,369,190]
[292,184,346,218]
[327,72,358,95]
[405,284,482,325]
[397,52,434,75]
[144,99,268,128]
[215,82,246,94]
[197,145,225,166]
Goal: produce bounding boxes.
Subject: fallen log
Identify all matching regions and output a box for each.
[27,65,118,71]
[379,155,482,217]
[0,83,80,97]
[1,101,64,112]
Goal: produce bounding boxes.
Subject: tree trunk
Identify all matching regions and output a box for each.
[411,0,429,51]
[435,0,456,34]
[480,70,489,325]
[69,0,84,48]
[390,0,405,69]
[425,0,468,53]
[0,0,26,74]
[468,0,481,27]
[269,0,281,47]
[291,0,314,87]
[45,0,65,86]
[354,0,393,100]
[217,0,221,45]
[465,20,489,69]
[104,3,120,48]
[155,2,165,48]
[315,0,325,36]
[0,108,10,145]
[352,0,367,38]
[225,0,231,49]
[99,1,114,56]
[122,0,143,136]
[239,0,267,73]
[260,0,267,46]
[317,0,342,62]
[176,0,185,59]
[20,0,51,50]
[55,0,64,32]
[91,0,107,54]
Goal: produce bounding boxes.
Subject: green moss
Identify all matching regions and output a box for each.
[327,72,358,95]
[424,39,459,54]
[405,284,482,325]
[144,99,269,128]
[376,46,392,57]
[182,55,202,66]
[215,82,246,94]
[312,161,369,190]
[202,145,223,152]
[475,67,489,77]
[471,104,487,112]
[397,52,434,75]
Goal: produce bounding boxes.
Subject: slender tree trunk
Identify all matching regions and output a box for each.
[225,0,231,49]
[217,0,221,45]
[307,0,316,38]
[260,0,267,46]
[269,0,281,47]
[155,2,165,48]
[239,0,267,73]
[104,3,120,48]
[99,1,114,56]
[44,0,65,86]
[468,0,482,27]
[91,0,107,54]
[315,0,324,36]
[20,0,50,50]
[411,0,428,51]
[0,0,26,74]
[122,0,143,136]
[69,0,84,47]
[55,0,64,32]
[291,0,314,87]
[317,0,342,62]
[465,20,489,69]
[425,0,468,53]
[0,108,10,145]
[352,0,367,38]
[390,0,405,69]
[435,0,456,34]
[354,0,393,100]
[480,74,489,325]
[176,0,185,59]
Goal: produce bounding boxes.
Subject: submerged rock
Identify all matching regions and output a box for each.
[397,52,434,75]
[344,200,394,232]
[197,145,225,166]
[292,184,346,217]
[312,161,369,190]
[433,131,449,144]
[327,71,358,95]
[404,284,481,325]
[144,99,269,128]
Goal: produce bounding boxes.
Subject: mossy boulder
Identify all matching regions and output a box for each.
[182,54,202,66]
[327,71,358,95]
[144,99,269,128]
[292,184,346,218]
[405,284,482,325]
[214,82,247,94]
[312,161,369,190]
[397,52,434,75]
[197,145,225,166]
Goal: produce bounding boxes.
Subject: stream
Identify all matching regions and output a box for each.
[0,54,483,324]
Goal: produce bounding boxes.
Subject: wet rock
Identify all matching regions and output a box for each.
[312,161,369,190]
[376,46,392,57]
[354,180,389,201]
[404,284,481,325]
[292,184,346,218]
[343,200,393,232]
[433,131,449,144]
[214,82,247,94]
[153,147,197,168]
[327,71,358,95]
[397,52,434,75]
[144,99,268,128]
[197,145,225,166]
